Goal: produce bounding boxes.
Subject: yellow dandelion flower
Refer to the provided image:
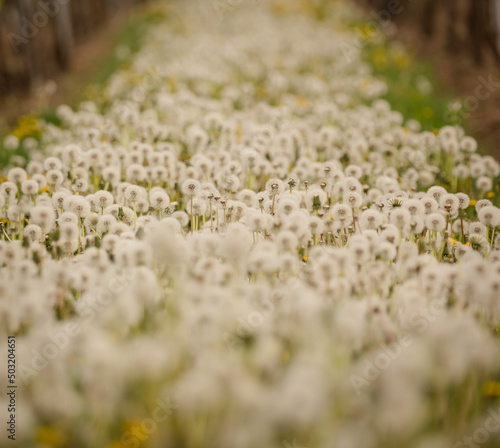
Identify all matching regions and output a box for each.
[483,381,500,397]
[422,107,434,119]
[255,86,267,99]
[12,115,40,139]
[167,76,178,92]
[487,192,495,199]
[296,96,309,108]
[121,419,148,444]
[35,426,65,447]
[107,442,128,448]
[394,52,410,68]
[282,350,291,364]
[236,123,243,141]
[470,199,477,206]
[302,256,308,262]
[273,0,290,14]
[374,54,387,67]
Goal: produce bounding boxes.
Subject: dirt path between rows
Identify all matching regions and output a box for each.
[0,9,134,133]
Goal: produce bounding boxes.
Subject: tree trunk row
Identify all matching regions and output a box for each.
[0,0,148,99]
[359,0,500,65]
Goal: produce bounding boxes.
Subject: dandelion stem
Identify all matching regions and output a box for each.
[2,226,12,242]
[190,196,194,234]
[459,209,465,244]
[133,202,137,230]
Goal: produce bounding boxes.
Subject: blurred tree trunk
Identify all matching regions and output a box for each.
[358,0,500,65]
[468,0,500,64]
[494,0,500,53]
[446,0,458,51]
[18,0,44,93]
[54,2,73,69]
[482,0,500,62]
[0,0,151,99]
[421,0,437,36]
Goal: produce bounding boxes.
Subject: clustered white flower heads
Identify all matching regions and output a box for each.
[1,1,500,447]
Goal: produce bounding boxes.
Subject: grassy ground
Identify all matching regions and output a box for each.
[360,26,497,156]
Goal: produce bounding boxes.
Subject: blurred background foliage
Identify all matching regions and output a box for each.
[1,0,499,166]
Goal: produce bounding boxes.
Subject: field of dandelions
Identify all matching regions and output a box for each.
[1,1,500,447]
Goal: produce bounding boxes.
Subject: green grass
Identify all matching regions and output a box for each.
[364,40,458,130]
[82,8,165,95]
[361,32,497,156]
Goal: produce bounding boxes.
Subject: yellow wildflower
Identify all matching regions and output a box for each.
[121,420,144,434]
[282,350,291,364]
[11,115,40,139]
[167,76,178,92]
[483,381,500,397]
[422,107,434,119]
[107,443,128,448]
[394,52,410,68]
[296,96,309,108]
[35,426,65,447]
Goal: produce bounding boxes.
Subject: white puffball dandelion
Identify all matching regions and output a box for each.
[149,190,170,210]
[475,199,492,214]
[0,181,18,199]
[126,163,147,182]
[456,193,470,210]
[94,190,114,210]
[181,179,201,197]
[469,222,487,237]
[331,204,353,225]
[421,196,438,215]
[265,178,284,196]
[8,168,28,184]
[439,193,459,216]
[478,206,500,228]
[21,180,39,196]
[24,224,42,242]
[426,213,446,232]
[30,205,56,234]
[124,185,144,203]
[46,170,64,187]
[360,209,383,230]
[96,214,117,235]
